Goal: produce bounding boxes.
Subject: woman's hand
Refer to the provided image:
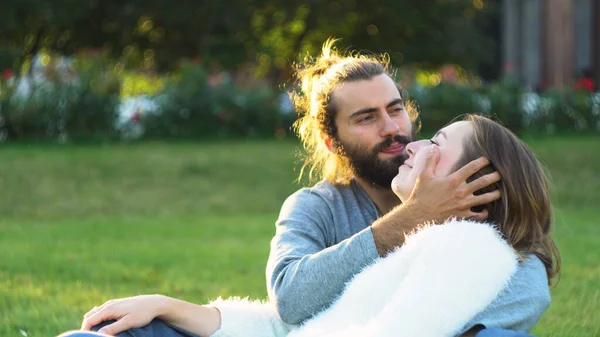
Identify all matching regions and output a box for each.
[81,294,168,336]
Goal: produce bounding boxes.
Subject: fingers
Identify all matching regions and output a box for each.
[418,145,440,179]
[98,317,133,336]
[82,300,116,330]
[466,171,501,193]
[83,306,100,320]
[465,190,502,209]
[468,209,489,222]
[452,156,490,182]
[81,308,117,332]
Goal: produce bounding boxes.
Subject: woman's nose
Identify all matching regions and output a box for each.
[406,140,430,157]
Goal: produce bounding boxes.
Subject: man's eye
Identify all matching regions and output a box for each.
[389,107,405,115]
[358,116,374,123]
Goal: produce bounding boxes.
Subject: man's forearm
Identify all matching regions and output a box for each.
[371,201,428,256]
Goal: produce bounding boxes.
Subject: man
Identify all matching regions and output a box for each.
[265,40,548,336]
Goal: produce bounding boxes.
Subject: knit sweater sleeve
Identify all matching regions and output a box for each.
[208,297,295,337]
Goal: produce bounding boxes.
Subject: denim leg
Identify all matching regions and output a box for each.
[476,328,536,337]
[57,332,107,337]
[57,319,200,337]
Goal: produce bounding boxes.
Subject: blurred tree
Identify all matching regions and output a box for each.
[0,0,499,79]
[0,0,251,72]
[247,0,500,84]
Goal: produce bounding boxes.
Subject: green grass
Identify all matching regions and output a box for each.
[0,136,598,336]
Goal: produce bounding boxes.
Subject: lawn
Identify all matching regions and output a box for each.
[0,136,598,336]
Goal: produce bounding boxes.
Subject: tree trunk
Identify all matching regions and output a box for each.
[543,0,575,88]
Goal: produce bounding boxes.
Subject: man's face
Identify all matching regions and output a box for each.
[330,74,414,189]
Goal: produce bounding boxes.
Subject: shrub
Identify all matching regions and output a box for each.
[141,63,284,139]
[408,83,487,133]
[485,79,524,133]
[408,79,599,135]
[0,57,120,142]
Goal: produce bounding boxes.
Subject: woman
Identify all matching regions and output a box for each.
[61,115,560,337]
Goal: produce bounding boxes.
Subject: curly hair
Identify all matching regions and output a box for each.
[290,38,419,185]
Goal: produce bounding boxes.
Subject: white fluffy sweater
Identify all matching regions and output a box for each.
[208,219,518,337]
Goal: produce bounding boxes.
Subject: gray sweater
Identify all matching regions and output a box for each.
[266,179,550,332]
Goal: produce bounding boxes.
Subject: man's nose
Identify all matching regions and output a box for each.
[379,114,400,138]
[406,140,430,156]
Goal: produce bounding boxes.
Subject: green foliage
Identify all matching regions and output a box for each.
[142,63,284,139]
[2,60,598,143]
[0,46,19,71]
[0,0,499,77]
[62,59,121,141]
[485,78,523,133]
[141,64,212,138]
[408,83,483,132]
[408,81,600,135]
[0,57,120,142]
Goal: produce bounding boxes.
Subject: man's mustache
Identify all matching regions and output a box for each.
[373,135,412,153]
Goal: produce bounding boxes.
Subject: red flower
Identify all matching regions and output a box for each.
[2,69,13,80]
[573,77,595,93]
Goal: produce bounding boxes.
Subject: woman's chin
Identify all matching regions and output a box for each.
[391,183,409,202]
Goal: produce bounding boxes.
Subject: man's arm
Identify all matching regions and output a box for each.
[458,255,551,333]
[266,189,382,325]
[269,153,501,324]
[266,187,453,325]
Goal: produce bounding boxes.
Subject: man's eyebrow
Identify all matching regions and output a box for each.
[348,98,404,119]
[386,98,404,109]
[349,107,378,119]
[433,130,447,139]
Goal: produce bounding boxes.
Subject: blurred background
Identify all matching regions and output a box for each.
[0,0,598,336]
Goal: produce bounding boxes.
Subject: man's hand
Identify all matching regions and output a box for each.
[371,145,501,256]
[404,145,501,223]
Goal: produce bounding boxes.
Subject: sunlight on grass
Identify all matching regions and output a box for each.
[0,136,598,336]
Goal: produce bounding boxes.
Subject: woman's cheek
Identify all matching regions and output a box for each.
[433,154,455,177]
[411,147,431,175]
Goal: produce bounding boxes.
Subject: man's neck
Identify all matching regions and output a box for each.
[354,177,401,215]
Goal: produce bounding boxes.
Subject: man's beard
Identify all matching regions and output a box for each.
[336,134,413,189]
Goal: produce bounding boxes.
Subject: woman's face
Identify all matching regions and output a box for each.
[391,121,473,202]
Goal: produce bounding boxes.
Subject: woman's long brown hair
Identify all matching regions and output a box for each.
[454,114,561,285]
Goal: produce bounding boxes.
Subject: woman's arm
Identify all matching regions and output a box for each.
[156,296,221,337]
[80,295,292,337]
[80,295,220,336]
[289,219,518,337]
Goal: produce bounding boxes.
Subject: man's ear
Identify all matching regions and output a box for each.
[322,132,337,154]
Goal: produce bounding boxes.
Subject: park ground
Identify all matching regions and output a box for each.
[0,135,599,336]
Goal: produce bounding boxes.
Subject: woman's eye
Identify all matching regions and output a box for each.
[430,139,439,146]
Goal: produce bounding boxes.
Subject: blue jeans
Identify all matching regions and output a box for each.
[57,319,535,337]
[57,319,199,337]
[475,328,535,337]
